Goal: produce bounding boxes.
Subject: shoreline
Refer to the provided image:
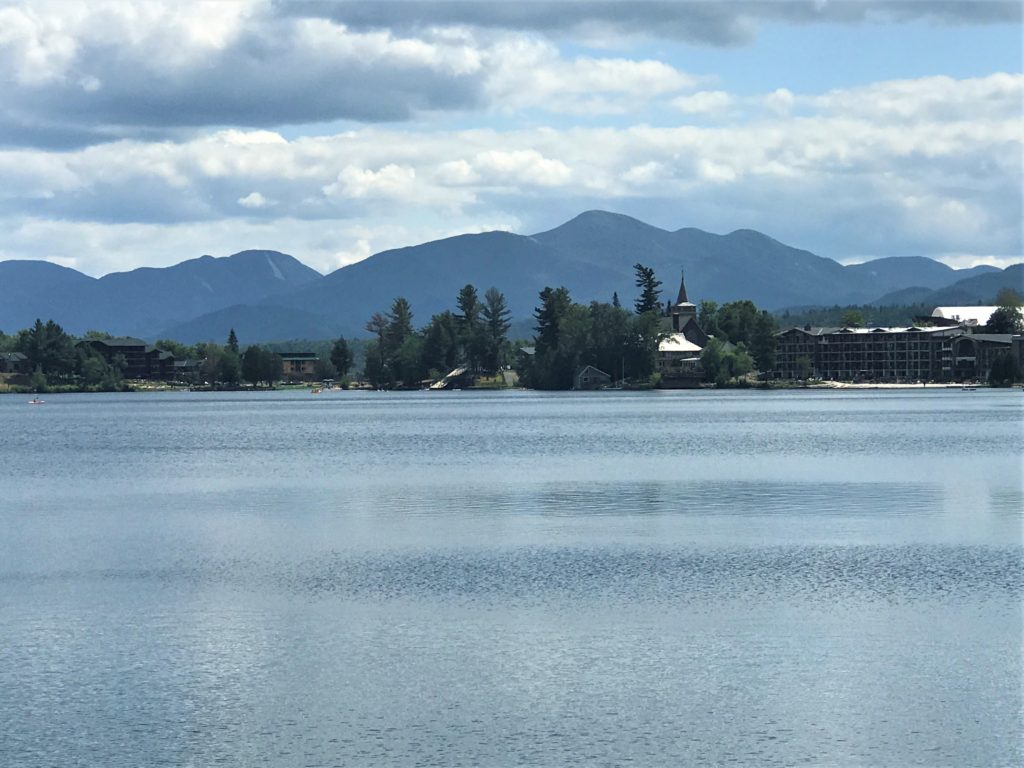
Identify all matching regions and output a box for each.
[806,381,979,389]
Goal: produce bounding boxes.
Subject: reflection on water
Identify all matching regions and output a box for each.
[0,389,1021,767]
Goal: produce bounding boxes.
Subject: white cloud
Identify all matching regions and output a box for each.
[932,253,1023,270]
[485,37,697,115]
[324,164,419,201]
[0,1,706,147]
[0,73,1020,271]
[672,90,734,116]
[468,150,572,187]
[238,191,272,209]
[763,88,796,116]
[811,73,1024,122]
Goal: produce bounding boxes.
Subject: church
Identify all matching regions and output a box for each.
[657,270,708,388]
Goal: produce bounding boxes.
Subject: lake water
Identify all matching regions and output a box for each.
[1,389,1021,767]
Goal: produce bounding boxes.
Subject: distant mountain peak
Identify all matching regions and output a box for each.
[533,209,667,239]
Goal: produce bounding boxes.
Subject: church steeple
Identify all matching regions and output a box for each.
[675,267,690,306]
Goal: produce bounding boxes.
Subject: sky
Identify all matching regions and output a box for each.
[0,0,1021,277]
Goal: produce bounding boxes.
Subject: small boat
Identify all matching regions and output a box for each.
[27,398,44,405]
[311,388,321,394]
[961,385,977,392]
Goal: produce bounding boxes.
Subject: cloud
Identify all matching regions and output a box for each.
[238,191,272,208]
[763,88,796,116]
[323,164,419,200]
[672,90,734,116]
[0,1,487,148]
[283,1,1022,43]
[485,37,696,114]
[0,1,714,148]
[0,72,1020,270]
[810,73,1024,122]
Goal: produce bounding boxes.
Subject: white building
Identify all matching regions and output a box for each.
[931,306,997,326]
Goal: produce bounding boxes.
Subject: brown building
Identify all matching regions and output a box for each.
[76,337,175,379]
[279,352,318,381]
[0,351,30,374]
[773,325,1015,382]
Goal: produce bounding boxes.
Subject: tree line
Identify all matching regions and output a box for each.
[362,284,512,388]
[518,269,664,390]
[0,320,360,390]
[519,265,780,389]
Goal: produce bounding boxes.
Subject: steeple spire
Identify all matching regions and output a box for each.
[676,267,689,305]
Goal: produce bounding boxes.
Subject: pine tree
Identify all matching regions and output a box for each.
[633,264,662,314]
[456,284,484,372]
[226,328,239,354]
[330,336,353,377]
[482,287,511,372]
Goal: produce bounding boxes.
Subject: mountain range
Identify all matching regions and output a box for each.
[1,211,1019,343]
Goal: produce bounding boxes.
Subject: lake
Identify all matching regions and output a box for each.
[1,389,1021,766]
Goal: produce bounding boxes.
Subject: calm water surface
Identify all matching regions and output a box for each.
[1,389,1021,766]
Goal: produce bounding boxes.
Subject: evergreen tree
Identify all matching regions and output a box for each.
[456,284,484,371]
[226,328,239,354]
[16,319,77,381]
[330,336,354,377]
[365,312,389,385]
[633,263,662,315]
[612,292,621,309]
[385,297,414,353]
[533,287,572,355]
[384,297,415,385]
[422,311,460,377]
[527,286,574,390]
[481,287,511,372]
[750,311,778,372]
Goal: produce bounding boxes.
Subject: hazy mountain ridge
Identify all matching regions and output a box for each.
[0,211,1018,343]
[872,264,1023,307]
[0,250,320,337]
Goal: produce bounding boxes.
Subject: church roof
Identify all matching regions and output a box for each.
[658,332,703,354]
[675,269,689,305]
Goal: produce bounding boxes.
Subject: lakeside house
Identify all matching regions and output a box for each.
[76,337,175,379]
[574,365,612,390]
[278,351,319,381]
[173,358,202,382]
[657,271,708,388]
[0,351,30,375]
